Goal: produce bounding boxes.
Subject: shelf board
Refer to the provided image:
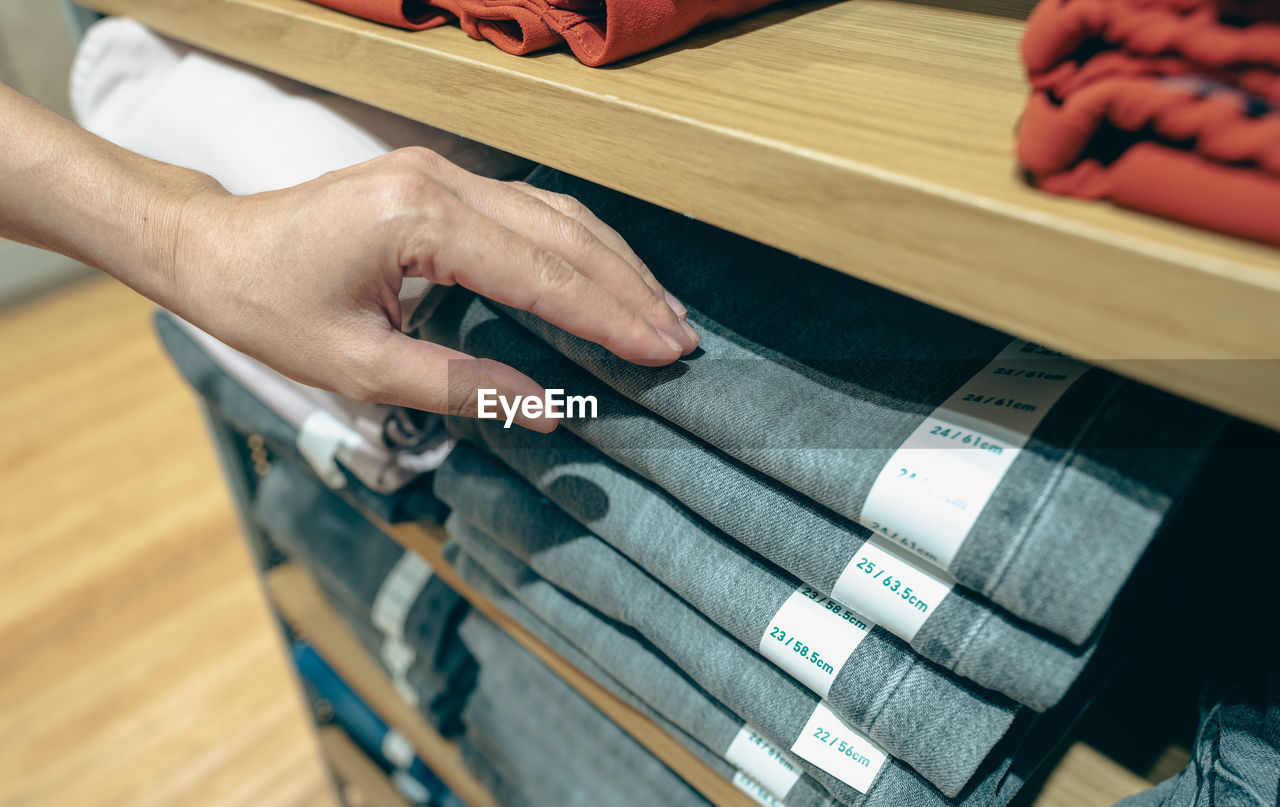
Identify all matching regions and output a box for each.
[80,0,1280,429]
[263,563,499,807]
[316,726,414,807]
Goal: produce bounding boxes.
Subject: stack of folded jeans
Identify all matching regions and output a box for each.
[415,166,1230,804]
[456,610,717,807]
[1018,0,1280,246]
[254,458,475,735]
[155,309,446,524]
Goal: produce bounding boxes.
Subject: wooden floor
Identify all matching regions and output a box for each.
[0,278,338,807]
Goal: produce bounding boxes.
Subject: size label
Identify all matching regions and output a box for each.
[759,587,872,697]
[732,771,787,807]
[372,552,433,706]
[297,409,363,489]
[724,725,802,799]
[832,536,954,642]
[860,340,1088,568]
[790,702,888,794]
[381,729,416,769]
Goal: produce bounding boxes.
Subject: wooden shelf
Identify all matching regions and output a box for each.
[263,563,500,807]
[316,726,413,807]
[79,0,1280,429]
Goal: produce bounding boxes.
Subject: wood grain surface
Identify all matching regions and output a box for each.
[0,279,337,807]
[76,0,1280,430]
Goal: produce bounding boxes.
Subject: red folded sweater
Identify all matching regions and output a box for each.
[1020,0,1280,246]
[308,0,783,65]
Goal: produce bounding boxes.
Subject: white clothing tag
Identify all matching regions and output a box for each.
[297,410,363,489]
[371,553,432,708]
[371,552,433,640]
[790,702,888,794]
[380,635,420,708]
[724,725,803,799]
[391,770,431,803]
[758,587,872,697]
[733,771,787,807]
[861,340,1088,568]
[381,729,415,769]
[832,536,955,642]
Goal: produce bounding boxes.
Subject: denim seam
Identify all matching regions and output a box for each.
[862,653,914,737]
[984,374,1130,603]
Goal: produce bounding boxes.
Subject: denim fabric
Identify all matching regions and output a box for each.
[458,738,533,807]
[1116,674,1280,807]
[430,167,1225,648]
[440,392,1080,713]
[437,427,1017,797]
[433,444,1024,806]
[253,459,472,690]
[422,293,1095,712]
[459,612,712,807]
[316,570,472,736]
[444,535,840,807]
[155,309,446,524]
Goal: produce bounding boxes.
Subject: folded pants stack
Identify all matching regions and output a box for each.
[1018,0,1280,246]
[155,312,476,734]
[418,166,1231,805]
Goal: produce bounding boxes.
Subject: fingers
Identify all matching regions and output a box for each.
[506,182,688,317]
[452,178,697,353]
[417,199,689,367]
[357,330,558,433]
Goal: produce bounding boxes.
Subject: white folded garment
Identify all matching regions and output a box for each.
[70,18,522,491]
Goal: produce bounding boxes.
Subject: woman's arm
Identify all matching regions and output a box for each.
[0,82,696,430]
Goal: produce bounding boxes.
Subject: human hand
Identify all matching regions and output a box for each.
[167,147,698,431]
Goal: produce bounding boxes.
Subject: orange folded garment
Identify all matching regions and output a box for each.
[307,0,453,28]
[1019,0,1280,246]
[309,0,783,65]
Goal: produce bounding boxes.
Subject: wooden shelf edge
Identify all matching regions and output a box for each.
[264,563,501,807]
[317,726,414,807]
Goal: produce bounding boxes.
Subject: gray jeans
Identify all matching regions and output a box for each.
[445,535,838,807]
[434,446,1021,805]
[253,458,473,726]
[459,612,712,807]
[419,166,1224,650]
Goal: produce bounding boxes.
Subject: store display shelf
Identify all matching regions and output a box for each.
[79,0,1280,429]
[264,563,500,807]
[317,725,414,807]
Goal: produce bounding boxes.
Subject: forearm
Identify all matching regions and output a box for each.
[0,82,225,304]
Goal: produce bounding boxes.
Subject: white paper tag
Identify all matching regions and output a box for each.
[297,410,363,489]
[758,587,872,697]
[861,340,1088,568]
[733,771,787,807]
[832,536,954,642]
[381,729,416,769]
[372,552,433,640]
[724,725,803,799]
[371,553,433,707]
[790,702,888,794]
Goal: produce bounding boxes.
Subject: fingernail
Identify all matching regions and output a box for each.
[658,329,683,354]
[680,318,699,347]
[665,291,688,319]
